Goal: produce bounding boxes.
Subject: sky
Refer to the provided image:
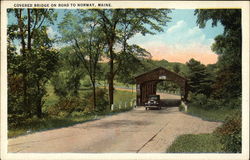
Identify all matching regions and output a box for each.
[128,9,224,64]
[9,9,224,65]
[50,9,224,65]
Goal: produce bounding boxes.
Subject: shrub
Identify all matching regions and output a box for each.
[81,77,92,88]
[189,93,208,109]
[225,98,241,109]
[83,88,109,112]
[204,98,223,110]
[47,97,85,116]
[179,104,185,111]
[50,73,68,98]
[189,93,223,110]
[215,111,241,153]
[8,114,27,128]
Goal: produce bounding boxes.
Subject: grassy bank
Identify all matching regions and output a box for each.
[166,134,224,153]
[9,85,135,138]
[168,103,240,153]
[8,107,133,138]
[187,105,238,122]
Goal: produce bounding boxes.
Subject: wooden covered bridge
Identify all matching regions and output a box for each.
[135,67,188,106]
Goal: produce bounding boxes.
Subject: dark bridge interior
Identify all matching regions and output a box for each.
[135,67,188,106]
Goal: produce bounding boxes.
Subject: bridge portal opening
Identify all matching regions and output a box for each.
[156,80,182,107]
[156,80,181,95]
[135,67,188,106]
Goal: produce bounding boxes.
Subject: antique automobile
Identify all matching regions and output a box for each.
[145,95,161,110]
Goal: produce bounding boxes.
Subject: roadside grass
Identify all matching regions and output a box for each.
[187,105,238,122]
[8,105,134,138]
[114,89,135,104]
[167,104,240,153]
[166,134,224,153]
[9,84,136,138]
[8,114,96,138]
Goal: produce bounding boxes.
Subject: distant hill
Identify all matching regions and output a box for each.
[98,58,189,84]
[136,59,188,77]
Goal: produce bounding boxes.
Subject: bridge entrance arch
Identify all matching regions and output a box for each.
[135,67,188,106]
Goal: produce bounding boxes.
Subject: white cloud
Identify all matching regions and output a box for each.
[128,19,218,64]
[47,26,56,39]
[165,24,209,48]
[186,26,206,43]
[187,26,200,36]
[167,20,186,33]
[129,20,210,47]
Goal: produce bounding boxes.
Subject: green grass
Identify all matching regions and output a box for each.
[114,89,135,104]
[166,134,224,153]
[98,80,135,89]
[8,106,135,138]
[8,114,96,138]
[43,83,59,106]
[187,105,238,122]
[9,84,136,138]
[112,89,135,110]
[167,104,240,153]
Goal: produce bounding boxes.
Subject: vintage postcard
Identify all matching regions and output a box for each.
[1,0,249,160]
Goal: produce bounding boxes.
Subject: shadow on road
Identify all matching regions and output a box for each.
[160,99,181,107]
[73,120,151,129]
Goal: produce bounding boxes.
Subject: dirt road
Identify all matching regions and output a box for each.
[8,94,221,153]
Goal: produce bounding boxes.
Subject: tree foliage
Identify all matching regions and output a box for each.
[51,46,85,98]
[7,9,58,118]
[195,9,242,99]
[186,58,214,96]
[78,9,172,109]
[58,11,106,110]
[194,9,242,153]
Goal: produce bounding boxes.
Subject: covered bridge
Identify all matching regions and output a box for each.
[135,67,188,106]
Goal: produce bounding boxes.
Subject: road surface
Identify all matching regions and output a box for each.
[8,94,221,153]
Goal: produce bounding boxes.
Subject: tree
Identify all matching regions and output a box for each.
[173,63,180,74]
[51,46,85,98]
[186,58,214,96]
[7,9,58,118]
[27,47,58,118]
[115,46,147,85]
[79,9,172,109]
[195,9,242,99]
[59,12,105,110]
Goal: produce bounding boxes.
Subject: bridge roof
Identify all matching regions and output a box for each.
[135,67,187,84]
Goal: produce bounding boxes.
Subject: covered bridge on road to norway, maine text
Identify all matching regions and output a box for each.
[135,67,188,106]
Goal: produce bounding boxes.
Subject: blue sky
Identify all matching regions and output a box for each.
[9,9,224,64]
[128,9,224,64]
[47,9,225,64]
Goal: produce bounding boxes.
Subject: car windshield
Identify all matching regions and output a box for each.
[150,96,158,100]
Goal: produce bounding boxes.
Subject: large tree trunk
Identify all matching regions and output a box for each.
[90,70,96,110]
[27,8,32,116]
[36,99,42,118]
[36,82,42,118]
[27,9,31,50]
[108,49,114,110]
[92,82,96,111]
[16,9,29,116]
